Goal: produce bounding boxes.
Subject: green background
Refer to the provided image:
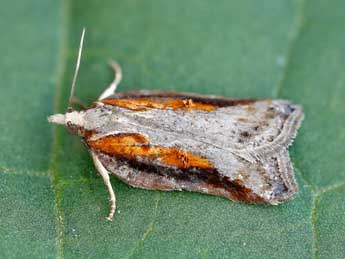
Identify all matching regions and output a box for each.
[1,0,344,258]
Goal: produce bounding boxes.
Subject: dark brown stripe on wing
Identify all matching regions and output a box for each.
[100,153,265,203]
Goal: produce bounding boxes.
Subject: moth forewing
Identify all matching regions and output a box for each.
[84,94,303,206]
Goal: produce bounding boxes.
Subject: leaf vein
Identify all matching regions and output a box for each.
[48,0,70,258]
[311,195,319,259]
[275,0,307,98]
[0,166,48,177]
[126,193,162,258]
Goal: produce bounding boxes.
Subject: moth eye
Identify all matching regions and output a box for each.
[67,121,72,127]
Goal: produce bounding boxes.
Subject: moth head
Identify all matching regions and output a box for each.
[48,111,85,136]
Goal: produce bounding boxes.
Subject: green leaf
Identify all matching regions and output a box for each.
[1,0,344,258]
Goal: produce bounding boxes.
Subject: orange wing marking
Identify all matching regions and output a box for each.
[101,98,216,112]
[87,133,214,169]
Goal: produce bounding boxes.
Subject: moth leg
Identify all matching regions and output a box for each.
[98,60,122,100]
[90,151,116,221]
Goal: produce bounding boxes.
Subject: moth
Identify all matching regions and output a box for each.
[48,29,304,221]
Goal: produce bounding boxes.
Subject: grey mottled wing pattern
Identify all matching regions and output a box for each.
[86,90,303,204]
[103,90,304,155]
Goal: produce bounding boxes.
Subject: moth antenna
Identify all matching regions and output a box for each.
[68,27,86,112]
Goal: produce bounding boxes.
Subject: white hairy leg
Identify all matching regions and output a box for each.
[98,60,122,100]
[91,151,116,221]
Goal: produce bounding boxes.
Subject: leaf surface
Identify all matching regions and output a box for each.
[1,0,344,258]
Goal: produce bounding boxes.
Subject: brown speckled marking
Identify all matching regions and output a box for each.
[87,134,214,169]
[200,179,265,203]
[237,117,249,122]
